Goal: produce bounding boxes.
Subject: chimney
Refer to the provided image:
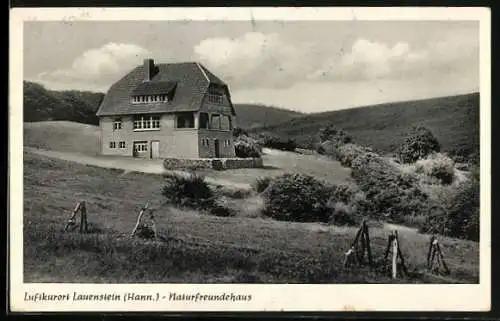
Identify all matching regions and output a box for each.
[143,58,155,81]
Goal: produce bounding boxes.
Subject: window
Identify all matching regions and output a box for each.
[208,86,224,104]
[134,142,148,152]
[133,115,161,130]
[210,114,221,130]
[131,94,169,104]
[113,118,122,130]
[119,141,126,148]
[210,114,231,131]
[176,113,195,129]
[199,113,209,129]
[109,142,116,149]
[220,115,231,131]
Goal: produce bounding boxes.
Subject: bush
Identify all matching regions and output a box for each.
[210,200,236,217]
[351,152,429,223]
[327,202,360,226]
[233,127,249,138]
[234,135,262,158]
[415,153,455,184]
[259,134,297,151]
[318,124,353,145]
[162,172,214,209]
[419,168,479,241]
[262,173,332,222]
[397,126,440,163]
[252,177,272,193]
[336,143,373,167]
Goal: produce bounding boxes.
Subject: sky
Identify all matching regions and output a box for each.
[23,20,479,113]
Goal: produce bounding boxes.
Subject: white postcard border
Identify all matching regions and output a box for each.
[9,7,492,312]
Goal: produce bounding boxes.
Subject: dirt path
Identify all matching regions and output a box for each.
[25,147,252,190]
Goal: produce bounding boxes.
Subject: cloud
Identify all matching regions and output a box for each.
[36,42,151,90]
[308,36,477,82]
[193,32,316,89]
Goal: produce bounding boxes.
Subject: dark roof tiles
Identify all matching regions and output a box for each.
[96,62,235,116]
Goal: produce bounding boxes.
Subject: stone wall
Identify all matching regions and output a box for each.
[163,157,263,171]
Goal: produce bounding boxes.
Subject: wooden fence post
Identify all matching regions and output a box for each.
[65,201,81,231]
[131,202,150,236]
[392,231,398,279]
[427,236,450,275]
[79,201,88,233]
[364,221,373,268]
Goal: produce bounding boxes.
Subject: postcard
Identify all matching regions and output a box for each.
[9,6,491,312]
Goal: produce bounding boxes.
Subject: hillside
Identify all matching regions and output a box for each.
[23,81,303,129]
[252,93,480,158]
[23,81,105,125]
[23,151,479,283]
[232,103,304,129]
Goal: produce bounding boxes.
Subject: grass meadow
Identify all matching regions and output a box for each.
[23,151,479,284]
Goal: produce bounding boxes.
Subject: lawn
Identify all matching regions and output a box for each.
[23,151,479,284]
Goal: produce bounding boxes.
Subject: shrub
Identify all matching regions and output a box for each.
[336,143,373,168]
[233,127,249,138]
[415,153,455,185]
[252,177,272,193]
[318,124,353,145]
[327,202,360,226]
[351,152,429,223]
[234,135,262,158]
[259,134,297,151]
[419,168,479,241]
[162,172,214,209]
[210,201,236,217]
[262,173,332,222]
[397,126,440,163]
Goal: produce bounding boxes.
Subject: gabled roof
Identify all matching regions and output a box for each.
[96,62,235,117]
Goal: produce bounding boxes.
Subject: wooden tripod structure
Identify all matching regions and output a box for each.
[384,230,408,279]
[64,201,88,233]
[344,220,373,268]
[427,236,450,275]
[131,201,158,240]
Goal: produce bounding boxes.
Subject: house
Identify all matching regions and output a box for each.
[95,59,236,159]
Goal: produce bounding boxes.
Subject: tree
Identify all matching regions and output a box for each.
[397,126,440,163]
[318,124,352,146]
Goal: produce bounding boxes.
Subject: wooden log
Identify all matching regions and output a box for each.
[131,202,149,236]
[392,234,398,279]
[429,239,438,272]
[427,236,436,269]
[343,247,355,268]
[395,233,408,276]
[65,202,81,231]
[364,222,373,267]
[150,210,158,241]
[436,242,450,275]
[358,229,366,265]
[350,223,364,248]
[79,202,88,233]
[384,234,394,261]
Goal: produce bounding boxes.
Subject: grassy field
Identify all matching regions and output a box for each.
[23,151,479,283]
[24,121,352,187]
[253,93,480,157]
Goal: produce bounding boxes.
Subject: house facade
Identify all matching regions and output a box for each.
[96,59,236,159]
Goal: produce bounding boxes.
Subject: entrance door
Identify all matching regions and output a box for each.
[151,141,160,159]
[214,139,220,158]
[133,141,148,158]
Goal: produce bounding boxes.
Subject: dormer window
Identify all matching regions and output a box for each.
[131,94,168,104]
